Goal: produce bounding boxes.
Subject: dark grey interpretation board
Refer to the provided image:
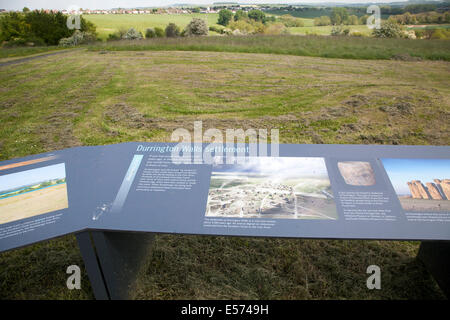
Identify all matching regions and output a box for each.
[1,142,449,253]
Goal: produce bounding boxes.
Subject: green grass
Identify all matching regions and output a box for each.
[88,35,450,61]
[407,24,450,30]
[0,46,65,60]
[0,49,449,299]
[266,9,335,19]
[289,25,372,36]
[84,13,221,40]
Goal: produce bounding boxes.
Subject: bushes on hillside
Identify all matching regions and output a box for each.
[123,28,143,40]
[330,7,349,25]
[430,29,450,39]
[184,18,208,36]
[372,21,405,38]
[415,28,450,39]
[165,23,180,37]
[218,9,233,26]
[388,11,450,25]
[228,19,265,35]
[234,10,247,21]
[248,10,266,23]
[143,26,171,38]
[59,30,96,46]
[314,16,332,26]
[154,27,165,38]
[145,28,156,38]
[331,26,350,36]
[107,27,144,41]
[278,15,304,27]
[209,25,230,35]
[0,10,96,46]
[264,23,290,35]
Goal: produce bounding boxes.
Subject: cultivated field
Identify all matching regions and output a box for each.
[84,13,376,38]
[0,183,68,224]
[0,47,449,299]
[84,13,221,39]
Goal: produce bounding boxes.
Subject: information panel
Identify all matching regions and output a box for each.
[0,142,449,252]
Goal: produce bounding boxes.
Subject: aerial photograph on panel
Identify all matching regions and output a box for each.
[206,157,337,220]
[0,163,68,224]
[381,158,450,212]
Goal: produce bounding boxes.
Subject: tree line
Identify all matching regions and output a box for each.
[0,9,96,46]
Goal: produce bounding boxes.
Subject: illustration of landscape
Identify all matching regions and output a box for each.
[381,158,450,212]
[0,163,68,225]
[206,157,337,220]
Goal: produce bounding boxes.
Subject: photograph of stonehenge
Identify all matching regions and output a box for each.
[381,158,450,213]
[407,179,450,201]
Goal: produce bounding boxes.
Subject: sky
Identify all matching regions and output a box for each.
[0,163,66,192]
[381,158,450,195]
[0,0,409,10]
[214,156,329,178]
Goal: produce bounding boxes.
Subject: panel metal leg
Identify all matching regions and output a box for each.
[418,241,450,298]
[75,231,110,300]
[90,231,155,300]
[77,230,154,300]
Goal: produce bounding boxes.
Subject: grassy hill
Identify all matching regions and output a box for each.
[0,47,448,299]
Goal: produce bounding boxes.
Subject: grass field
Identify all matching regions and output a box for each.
[0,47,448,299]
[89,35,450,61]
[84,13,221,39]
[83,14,388,39]
[289,25,372,36]
[0,46,66,60]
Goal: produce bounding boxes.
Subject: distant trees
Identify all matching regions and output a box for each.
[123,28,143,39]
[315,9,365,26]
[0,10,96,46]
[347,15,359,25]
[388,11,450,25]
[154,27,165,37]
[359,15,369,25]
[218,9,233,26]
[248,10,266,23]
[234,10,247,21]
[330,7,349,25]
[165,23,180,37]
[314,16,331,26]
[145,28,156,38]
[278,15,304,27]
[184,18,208,36]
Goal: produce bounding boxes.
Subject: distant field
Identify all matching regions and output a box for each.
[0,183,68,224]
[289,25,371,36]
[84,13,369,38]
[407,24,450,30]
[266,9,335,19]
[84,13,221,39]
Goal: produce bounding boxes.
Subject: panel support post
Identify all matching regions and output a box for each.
[417,241,450,298]
[75,231,110,300]
[77,230,155,300]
